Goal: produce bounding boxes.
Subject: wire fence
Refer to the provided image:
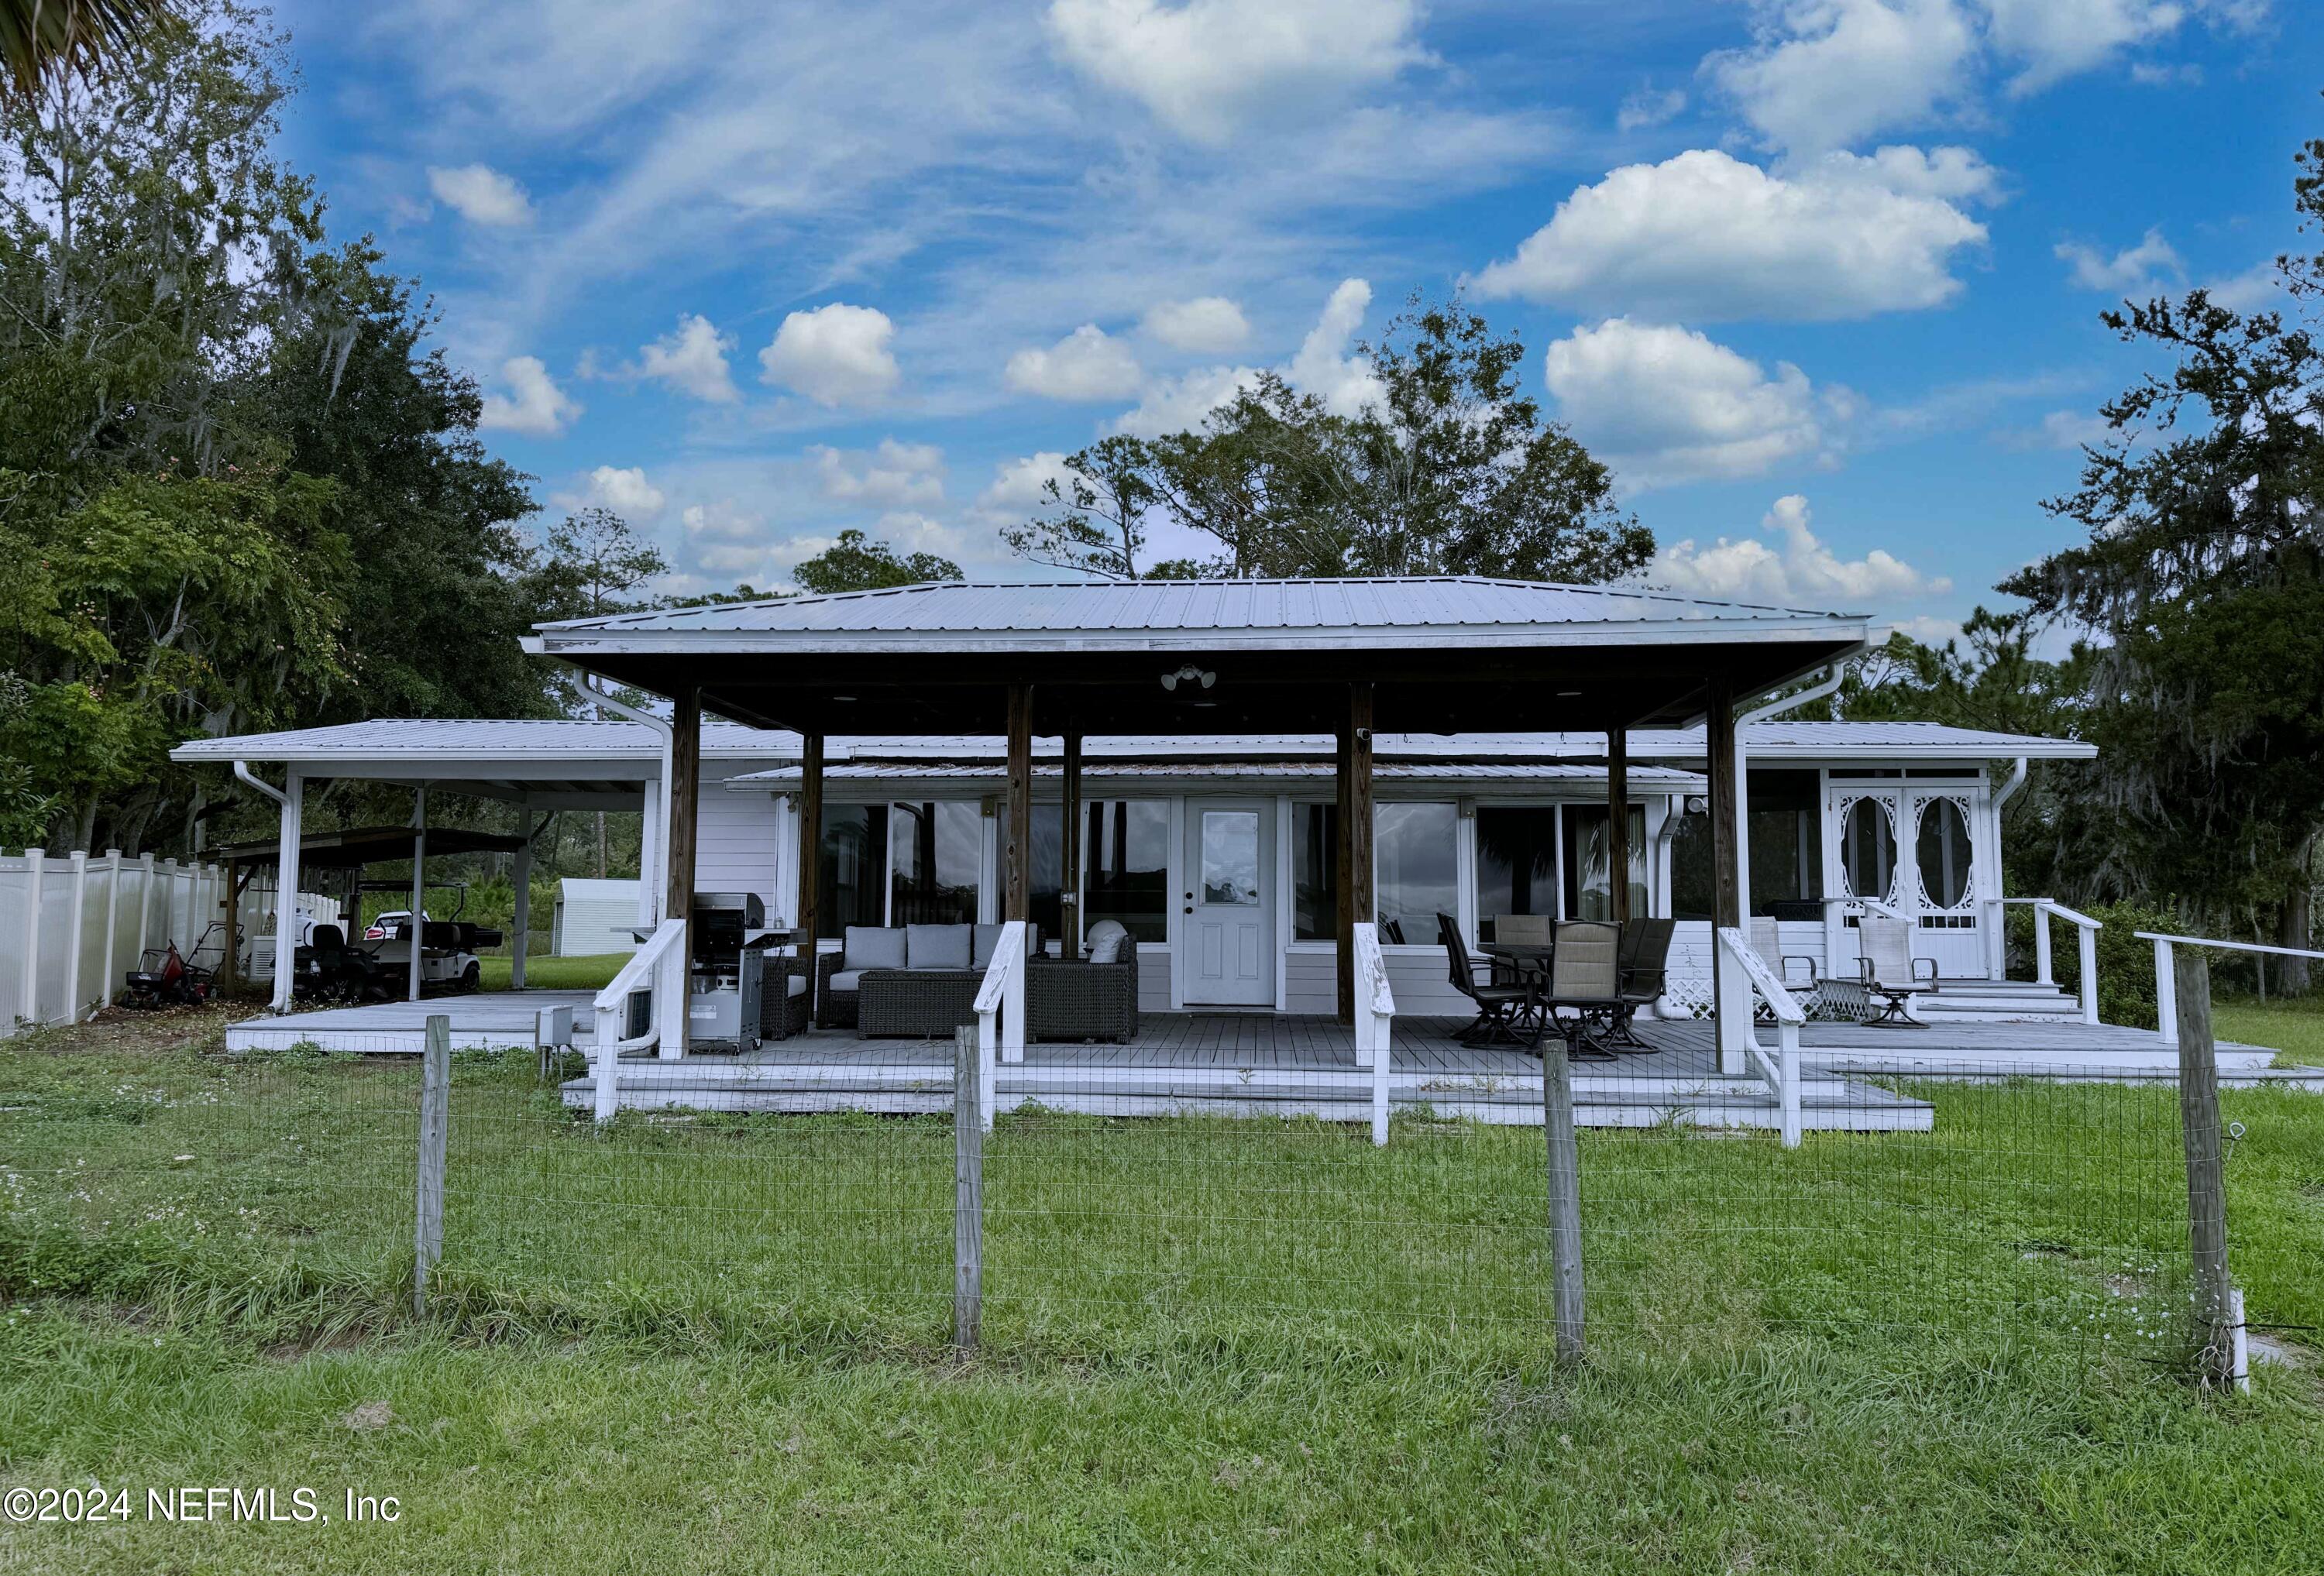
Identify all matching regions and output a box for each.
[0,1004,2257,1381]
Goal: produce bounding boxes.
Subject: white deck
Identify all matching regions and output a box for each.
[222,991,2307,1135]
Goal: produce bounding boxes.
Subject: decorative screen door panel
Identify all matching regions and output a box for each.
[1183,803,1274,1006]
[1905,789,1984,977]
[1826,783,1988,979]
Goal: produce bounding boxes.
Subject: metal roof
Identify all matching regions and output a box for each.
[206,826,530,867]
[170,717,787,764]
[170,716,2093,771]
[531,576,1865,651]
[726,761,1706,787]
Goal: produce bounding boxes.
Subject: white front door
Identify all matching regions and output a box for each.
[1182,801,1274,1006]
[1825,783,1989,979]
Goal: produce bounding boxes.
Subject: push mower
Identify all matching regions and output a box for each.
[124,922,223,1009]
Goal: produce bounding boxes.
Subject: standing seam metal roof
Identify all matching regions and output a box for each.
[533,576,1865,637]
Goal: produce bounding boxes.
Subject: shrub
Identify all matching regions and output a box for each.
[2004,900,2178,1030]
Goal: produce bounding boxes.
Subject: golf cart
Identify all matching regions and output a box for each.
[353,880,503,995]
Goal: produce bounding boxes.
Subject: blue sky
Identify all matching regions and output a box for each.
[270,0,2315,640]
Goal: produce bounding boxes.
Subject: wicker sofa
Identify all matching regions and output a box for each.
[816,922,1039,1032]
[812,922,1138,1042]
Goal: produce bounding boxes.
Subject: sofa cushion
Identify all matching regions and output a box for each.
[841,926,907,971]
[1086,919,1129,963]
[786,974,806,997]
[828,969,866,994]
[907,922,973,970]
[971,923,1005,969]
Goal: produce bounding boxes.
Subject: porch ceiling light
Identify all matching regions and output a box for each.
[1158,664,1215,692]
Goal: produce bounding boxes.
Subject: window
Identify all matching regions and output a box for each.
[1374,802,1456,945]
[1561,805,1648,922]
[1291,802,1338,940]
[1840,796,1897,903]
[1474,807,1558,941]
[817,803,889,939]
[1916,797,1971,908]
[1199,810,1261,904]
[1028,804,1063,942]
[1082,800,1167,943]
[889,801,982,925]
[1669,770,1824,920]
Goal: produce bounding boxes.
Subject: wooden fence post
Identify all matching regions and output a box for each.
[2173,951,2241,1389]
[1542,1045,1586,1365]
[954,1025,983,1350]
[414,1014,451,1317]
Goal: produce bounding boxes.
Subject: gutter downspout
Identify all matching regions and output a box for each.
[1728,664,1846,918]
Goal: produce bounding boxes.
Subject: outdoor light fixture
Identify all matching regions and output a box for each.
[1158,664,1215,692]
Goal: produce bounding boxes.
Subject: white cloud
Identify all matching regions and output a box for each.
[1005,324,1146,401]
[1142,296,1252,354]
[1881,613,1965,645]
[1044,0,1427,144]
[1706,0,1976,156]
[1112,365,1262,438]
[426,163,534,226]
[1287,277,1384,416]
[1980,0,2185,95]
[758,303,902,407]
[1473,147,1992,321]
[2205,260,2283,314]
[1617,86,1686,132]
[478,355,580,436]
[1648,494,1950,608]
[978,452,1075,511]
[580,465,665,517]
[1543,319,1831,488]
[1994,409,2113,451]
[636,314,740,402]
[2055,226,2183,293]
[868,509,970,562]
[812,438,947,508]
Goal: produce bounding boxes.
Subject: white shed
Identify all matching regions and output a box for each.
[551,878,643,956]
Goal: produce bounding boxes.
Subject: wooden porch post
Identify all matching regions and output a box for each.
[665,688,701,1054]
[1336,682,1376,1024]
[1607,720,1631,925]
[796,734,823,1021]
[220,858,239,992]
[1706,679,1746,1073]
[1004,685,1033,923]
[1061,726,1083,956]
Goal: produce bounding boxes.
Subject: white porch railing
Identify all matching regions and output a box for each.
[590,917,688,1121]
[1717,926,1804,1149]
[1350,922,1396,1146]
[2143,931,2324,1047]
[970,919,1026,1133]
[2000,897,2102,1024]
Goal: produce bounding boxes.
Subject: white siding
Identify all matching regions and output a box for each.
[694,771,782,914]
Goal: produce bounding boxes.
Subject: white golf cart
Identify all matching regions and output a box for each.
[356,881,501,994]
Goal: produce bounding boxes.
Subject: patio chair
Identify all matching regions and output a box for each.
[1436,912,1538,1048]
[1538,920,1623,1063]
[1845,914,1938,1026]
[1489,912,1553,987]
[1606,916,1676,1050]
[1747,915,1819,1022]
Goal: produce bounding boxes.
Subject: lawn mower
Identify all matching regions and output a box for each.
[124,922,224,1009]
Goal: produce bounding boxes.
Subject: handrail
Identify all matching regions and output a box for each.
[1350,922,1395,1145]
[1717,926,1802,1148]
[592,917,686,1121]
[2143,929,2324,1048]
[970,919,1026,1128]
[2135,930,2324,960]
[2003,896,2102,930]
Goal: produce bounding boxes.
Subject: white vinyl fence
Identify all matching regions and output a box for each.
[0,850,332,1038]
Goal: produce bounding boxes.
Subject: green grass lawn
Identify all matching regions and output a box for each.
[473,951,628,993]
[2,1031,2320,1572]
[2213,991,2324,1070]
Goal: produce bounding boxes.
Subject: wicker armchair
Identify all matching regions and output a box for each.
[759,951,813,1042]
[814,949,857,1029]
[1028,949,1139,1043]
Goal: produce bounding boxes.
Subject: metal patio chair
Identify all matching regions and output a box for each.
[1607,915,1676,1050]
[1848,913,1939,1026]
[1538,919,1623,1063]
[1438,912,1539,1048]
